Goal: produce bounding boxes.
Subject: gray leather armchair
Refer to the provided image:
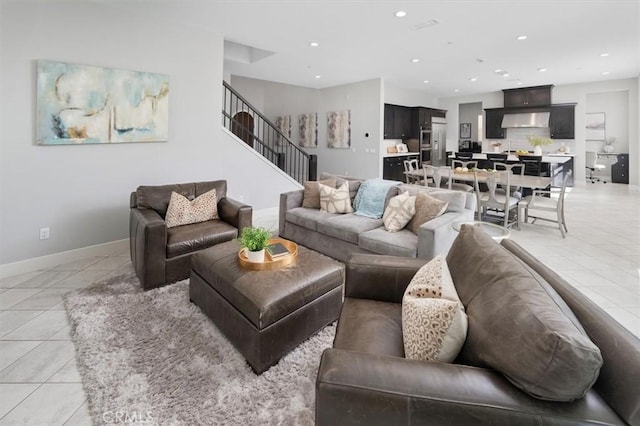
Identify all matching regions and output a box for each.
[129,180,252,290]
[316,249,640,425]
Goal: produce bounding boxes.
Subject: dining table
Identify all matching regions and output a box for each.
[405,168,553,190]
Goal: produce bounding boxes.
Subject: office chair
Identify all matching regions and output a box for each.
[585,151,606,183]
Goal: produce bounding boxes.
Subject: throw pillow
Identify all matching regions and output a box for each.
[407,192,448,234]
[446,225,603,401]
[383,191,416,232]
[319,182,353,214]
[402,255,468,362]
[165,189,218,228]
[302,179,336,209]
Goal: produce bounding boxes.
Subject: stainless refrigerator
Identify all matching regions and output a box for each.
[420,117,447,166]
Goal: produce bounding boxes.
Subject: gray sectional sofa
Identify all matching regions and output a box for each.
[279,174,476,263]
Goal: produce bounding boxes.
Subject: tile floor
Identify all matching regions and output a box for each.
[0,185,638,425]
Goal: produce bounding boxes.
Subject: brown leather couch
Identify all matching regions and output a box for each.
[316,237,640,425]
[129,180,252,290]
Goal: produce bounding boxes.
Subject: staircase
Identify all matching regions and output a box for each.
[222,82,317,184]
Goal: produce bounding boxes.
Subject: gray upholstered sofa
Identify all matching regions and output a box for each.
[316,225,640,425]
[279,175,476,263]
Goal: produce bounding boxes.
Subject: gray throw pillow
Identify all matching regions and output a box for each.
[446,225,603,402]
[302,179,336,209]
[407,192,448,234]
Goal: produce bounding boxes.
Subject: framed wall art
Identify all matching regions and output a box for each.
[327,110,351,149]
[459,122,471,139]
[585,112,605,141]
[298,113,318,148]
[275,115,291,146]
[36,60,169,145]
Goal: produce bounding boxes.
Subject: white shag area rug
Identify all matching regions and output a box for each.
[64,272,335,426]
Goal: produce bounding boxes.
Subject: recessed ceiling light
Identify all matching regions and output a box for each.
[600,53,609,57]
[411,58,420,63]
[537,67,548,72]
[602,71,610,75]
[395,11,407,17]
[516,35,528,40]
[309,42,319,47]
[469,77,478,82]
[494,69,503,73]
[502,73,510,77]
[516,81,524,85]
[423,80,429,83]
[454,89,460,93]
[315,75,321,79]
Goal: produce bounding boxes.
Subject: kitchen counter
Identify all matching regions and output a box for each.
[450,152,574,163]
[383,152,420,158]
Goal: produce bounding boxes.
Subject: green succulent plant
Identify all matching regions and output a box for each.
[238,227,271,252]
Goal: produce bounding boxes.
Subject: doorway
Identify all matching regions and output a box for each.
[232,111,254,148]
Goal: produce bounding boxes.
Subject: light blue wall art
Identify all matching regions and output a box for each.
[36,60,169,145]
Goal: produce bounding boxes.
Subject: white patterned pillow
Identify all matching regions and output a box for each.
[319,182,353,214]
[383,191,416,232]
[402,255,468,362]
[165,189,218,228]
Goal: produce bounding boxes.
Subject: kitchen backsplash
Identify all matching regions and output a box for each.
[484,127,574,153]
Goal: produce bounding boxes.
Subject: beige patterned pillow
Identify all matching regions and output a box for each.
[402,255,468,362]
[407,191,448,234]
[165,189,218,228]
[319,182,353,214]
[383,191,416,232]
[302,179,336,209]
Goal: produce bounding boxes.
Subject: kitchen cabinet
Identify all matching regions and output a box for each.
[485,109,505,139]
[384,104,415,139]
[385,104,446,139]
[611,154,629,184]
[549,104,576,139]
[503,85,553,108]
[383,154,419,182]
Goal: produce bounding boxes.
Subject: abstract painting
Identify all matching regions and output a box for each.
[327,110,350,149]
[275,115,291,146]
[298,113,318,148]
[36,60,169,145]
[585,112,605,141]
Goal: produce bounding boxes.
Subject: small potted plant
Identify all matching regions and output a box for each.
[239,226,271,263]
[527,135,553,155]
[491,142,502,153]
[603,137,616,153]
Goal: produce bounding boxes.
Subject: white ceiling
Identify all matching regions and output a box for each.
[102,0,639,98]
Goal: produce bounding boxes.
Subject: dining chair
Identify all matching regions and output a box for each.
[454,152,474,160]
[585,151,606,183]
[425,165,473,192]
[473,170,520,229]
[518,170,572,237]
[494,162,525,199]
[403,158,423,185]
[451,160,478,170]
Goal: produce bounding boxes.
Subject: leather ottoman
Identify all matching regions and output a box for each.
[189,239,344,374]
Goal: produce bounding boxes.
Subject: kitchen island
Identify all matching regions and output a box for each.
[448,152,574,187]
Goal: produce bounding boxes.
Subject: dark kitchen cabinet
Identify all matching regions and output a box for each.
[549,104,576,139]
[503,85,553,108]
[384,104,415,139]
[383,154,419,182]
[611,154,629,184]
[485,109,505,139]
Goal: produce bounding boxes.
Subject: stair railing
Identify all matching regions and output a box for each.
[222,82,317,183]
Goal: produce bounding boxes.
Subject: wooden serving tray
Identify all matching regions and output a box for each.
[237,238,298,271]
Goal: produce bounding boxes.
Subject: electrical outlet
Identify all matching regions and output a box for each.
[39,227,50,240]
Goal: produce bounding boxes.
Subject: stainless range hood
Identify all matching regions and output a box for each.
[501,111,550,128]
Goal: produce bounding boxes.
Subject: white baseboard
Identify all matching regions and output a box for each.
[0,239,129,279]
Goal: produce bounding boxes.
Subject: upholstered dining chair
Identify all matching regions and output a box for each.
[473,170,520,229]
[518,170,572,238]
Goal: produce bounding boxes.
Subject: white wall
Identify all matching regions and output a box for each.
[438,78,639,185]
[231,76,383,178]
[0,2,298,267]
[383,83,439,107]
